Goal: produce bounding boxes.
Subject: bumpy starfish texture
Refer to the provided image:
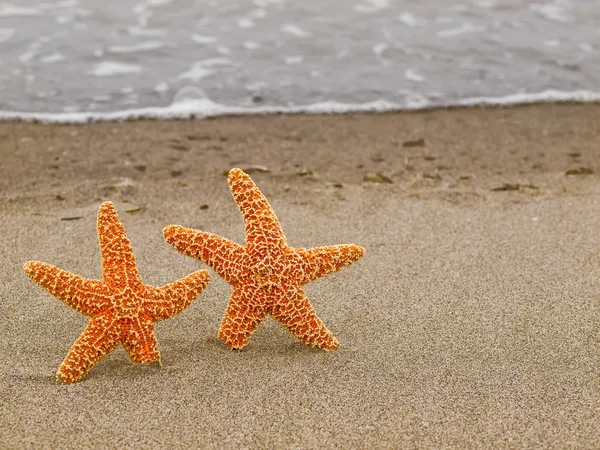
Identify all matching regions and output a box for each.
[23,202,209,383]
[164,168,364,351]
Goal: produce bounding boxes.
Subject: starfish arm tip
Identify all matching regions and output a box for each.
[227,168,251,192]
[189,269,211,291]
[326,337,340,351]
[55,373,68,384]
[227,167,255,192]
[163,224,187,243]
[351,244,366,260]
[163,224,176,236]
[97,201,119,222]
[56,369,77,384]
[228,167,244,178]
[99,200,116,210]
[23,260,39,276]
[23,260,53,282]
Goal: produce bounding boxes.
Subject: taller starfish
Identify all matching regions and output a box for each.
[164,168,364,351]
[24,202,209,383]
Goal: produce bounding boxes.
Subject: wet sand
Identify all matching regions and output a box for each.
[1,103,599,448]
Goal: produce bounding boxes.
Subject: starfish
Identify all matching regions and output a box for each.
[164,168,364,351]
[23,201,209,383]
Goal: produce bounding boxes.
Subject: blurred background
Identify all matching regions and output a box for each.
[0,0,598,115]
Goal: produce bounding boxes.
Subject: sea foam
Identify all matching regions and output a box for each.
[0,90,598,124]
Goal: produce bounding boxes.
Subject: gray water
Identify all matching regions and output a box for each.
[0,0,598,115]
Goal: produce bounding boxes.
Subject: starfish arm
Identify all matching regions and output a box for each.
[292,244,365,285]
[57,314,121,383]
[228,168,287,249]
[23,261,110,317]
[164,225,245,284]
[96,201,143,288]
[271,287,339,350]
[122,318,160,363]
[143,270,210,321]
[218,287,267,350]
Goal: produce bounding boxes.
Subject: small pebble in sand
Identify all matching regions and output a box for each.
[491,183,520,191]
[363,172,393,184]
[403,138,426,147]
[241,165,270,173]
[169,144,189,151]
[124,207,143,214]
[565,167,593,175]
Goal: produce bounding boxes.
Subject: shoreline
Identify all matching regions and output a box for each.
[0,91,599,124]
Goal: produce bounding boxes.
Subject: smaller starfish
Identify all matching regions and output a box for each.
[164,168,364,351]
[24,201,209,383]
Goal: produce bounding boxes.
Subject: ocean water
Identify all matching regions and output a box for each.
[0,0,598,121]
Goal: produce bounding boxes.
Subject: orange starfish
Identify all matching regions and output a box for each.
[23,202,209,383]
[164,168,364,351]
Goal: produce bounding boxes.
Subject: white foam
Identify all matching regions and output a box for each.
[153,81,169,92]
[474,0,497,7]
[530,3,571,22]
[41,0,79,9]
[19,50,37,63]
[237,18,255,28]
[191,34,217,44]
[0,28,15,43]
[177,58,232,81]
[405,94,429,108]
[0,4,39,16]
[372,43,388,57]
[2,90,599,124]
[133,0,171,12]
[438,23,485,37]
[40,52,66,63]
[354,0,390,13]
[405,69,425,83]
[128,26,166,37]
[281,24,311,38]
[457,90,600,106]
[243,41,260,50]
[108,41,165,53]
[284,55,303,64]
[397,12,417,27]
[89,61,143,77]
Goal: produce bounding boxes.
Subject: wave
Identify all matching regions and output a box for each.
[1,89,599,123]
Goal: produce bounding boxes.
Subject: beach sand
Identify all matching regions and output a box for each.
[1,103,599,448]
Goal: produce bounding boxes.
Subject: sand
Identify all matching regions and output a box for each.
[1,103,599,448]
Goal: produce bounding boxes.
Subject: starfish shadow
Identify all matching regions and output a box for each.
[14,373,58,385]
